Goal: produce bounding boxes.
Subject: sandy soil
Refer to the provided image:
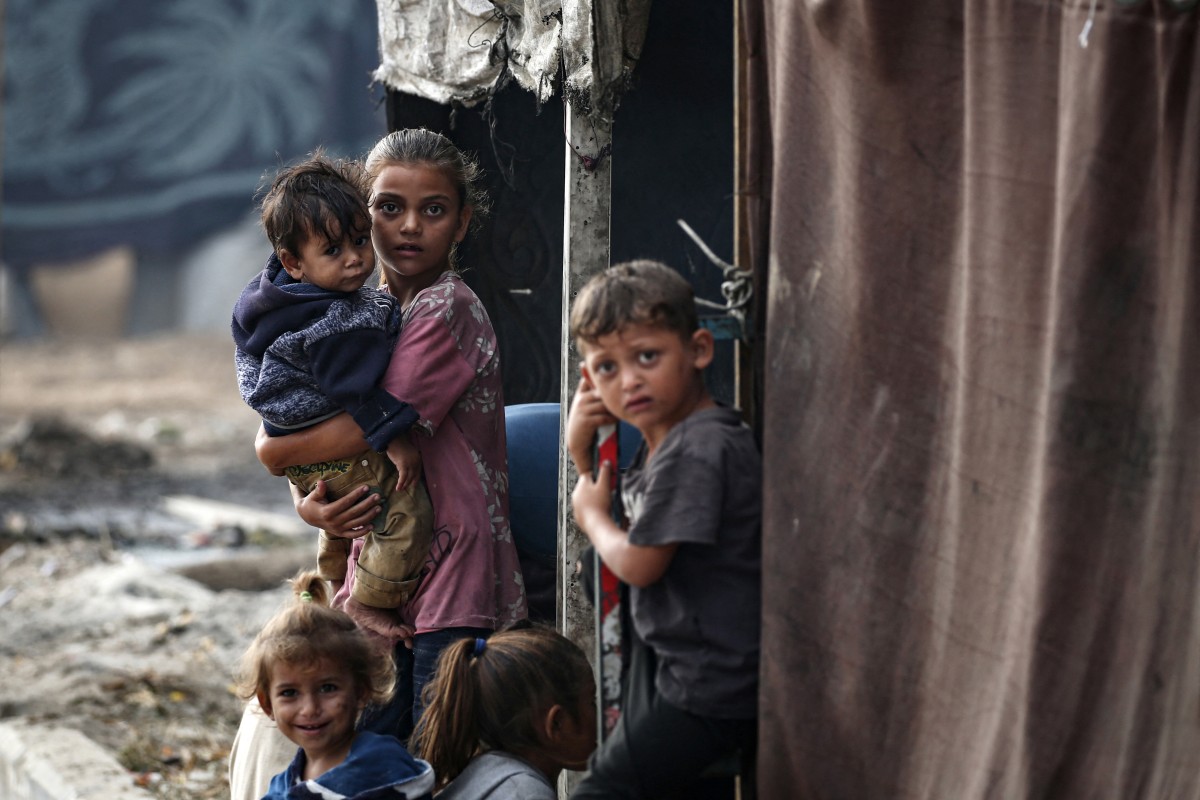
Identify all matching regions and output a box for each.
[0,333,320,798]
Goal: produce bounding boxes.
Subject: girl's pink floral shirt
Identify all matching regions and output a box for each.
[337,271,527,636]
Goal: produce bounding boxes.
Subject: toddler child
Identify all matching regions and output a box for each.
[566,259,762,798]
[410,623,596,799]
[232,152,433,609]
[235,571,435,799]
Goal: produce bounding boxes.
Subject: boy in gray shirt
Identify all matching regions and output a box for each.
[567,260,761,798]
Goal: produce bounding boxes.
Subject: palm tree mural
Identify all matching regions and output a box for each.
[3,0,385,265]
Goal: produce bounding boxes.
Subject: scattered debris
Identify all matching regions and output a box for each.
[0,334,306,799]
[0,416,155,477]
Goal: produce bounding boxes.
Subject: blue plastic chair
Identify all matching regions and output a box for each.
[504,403,641,623]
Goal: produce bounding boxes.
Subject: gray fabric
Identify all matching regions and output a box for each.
[437,751,555,800]
[492,0,563,103]
[372,1,651,115]
[373,0,501,106]
[623,406,761,719]
[746,1,1200,797]
[559,0,651,115]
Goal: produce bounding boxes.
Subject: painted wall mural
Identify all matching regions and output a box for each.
[2,0,386,267]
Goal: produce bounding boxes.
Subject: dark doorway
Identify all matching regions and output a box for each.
[385,0,735,406]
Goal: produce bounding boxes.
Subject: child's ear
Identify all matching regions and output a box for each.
[454,205,474,243]
[541,703,567,744]
[278,249,304,281]
[690,328,715,370]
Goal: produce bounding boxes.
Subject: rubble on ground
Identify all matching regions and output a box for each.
[0,335,316,798]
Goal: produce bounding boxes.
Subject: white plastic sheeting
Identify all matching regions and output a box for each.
[373,0,650,114]
[373,0,502,106]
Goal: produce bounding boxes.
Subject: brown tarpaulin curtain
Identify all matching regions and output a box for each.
[744,1,1200,797]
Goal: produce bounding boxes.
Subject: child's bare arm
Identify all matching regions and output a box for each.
[385,434,421,491]
[566,371,617,474]
[256,414,366,472]
[254,424,288,476]
[572,462,678,587]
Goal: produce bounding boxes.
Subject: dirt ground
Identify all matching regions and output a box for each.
[0,333,322,798]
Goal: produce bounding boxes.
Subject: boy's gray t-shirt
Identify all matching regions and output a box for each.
[622,404,762,720]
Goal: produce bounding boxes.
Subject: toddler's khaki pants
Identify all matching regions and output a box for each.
[287,449,433,608]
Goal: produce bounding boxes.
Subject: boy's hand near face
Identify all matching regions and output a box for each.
[568,360,680,588]
[572,460,615,533]
[385,434,421,491]
[566,368,617,475]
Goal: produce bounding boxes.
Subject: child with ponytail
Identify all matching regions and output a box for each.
[410,624,597,799]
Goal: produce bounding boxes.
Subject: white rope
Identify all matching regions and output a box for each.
[1079,0,1098,48]
[676,219,753,336]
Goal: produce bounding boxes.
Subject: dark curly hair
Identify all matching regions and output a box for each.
[570,259,699,346]
[258,150,370,259]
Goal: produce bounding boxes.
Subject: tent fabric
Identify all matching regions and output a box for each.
[373,0,503,106]
[372,0,650,114]
[559,0,651,115]
[746,1,1200,798]
[493,0,563,103]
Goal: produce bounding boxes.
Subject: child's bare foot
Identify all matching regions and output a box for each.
[341,598,414,649]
